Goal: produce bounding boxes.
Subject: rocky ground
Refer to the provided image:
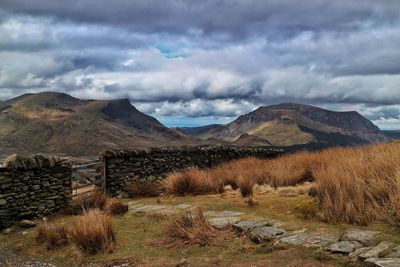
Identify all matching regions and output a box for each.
[0,245,55,267]
[128,200,400,267]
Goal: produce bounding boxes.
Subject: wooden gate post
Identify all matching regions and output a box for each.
[100,156,107,193]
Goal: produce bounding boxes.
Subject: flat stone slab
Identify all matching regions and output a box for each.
[274,231,309,246]
[342,228,380,246]
[304,232,339,248]
[233,219,272,234]
[204,210,244,218]
[208,217,241,229]
[132,204,170,213]
[359,241,393,260]
[364,258,400,267]
[249,226,286,243]
[327,241,363,254]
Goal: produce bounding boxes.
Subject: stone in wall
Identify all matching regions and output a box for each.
[0,154,72,229]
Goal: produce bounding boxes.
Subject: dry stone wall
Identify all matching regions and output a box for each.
[0,155,72,229]
[101,146,283,196]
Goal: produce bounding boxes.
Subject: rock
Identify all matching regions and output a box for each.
[204,210,244,218]
[387,245,400,258]
[364,258,400,267]
[19,219,37,228]
[0,199,6,206]
[1,228,13,234]
[304,232,339,248]
[208,217,241,229]
[175,258,189,267]
[274,231,309,246]
[249,226,286,243]
[349,247,372,258]
[359,241,393,260]
[133,204,169,213]
[233,218,272,234]
[327,241,363,254]
[342,228,380,246]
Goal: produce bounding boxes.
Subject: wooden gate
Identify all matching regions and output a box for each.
[71,161,103,196]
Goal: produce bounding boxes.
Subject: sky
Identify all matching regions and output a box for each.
[0,1,400,129]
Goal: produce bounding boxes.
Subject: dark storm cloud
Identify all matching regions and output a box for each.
[0,0,400,128]
[1,0,400,38]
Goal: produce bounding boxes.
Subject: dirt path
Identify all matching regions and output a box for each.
[0,245,56,267]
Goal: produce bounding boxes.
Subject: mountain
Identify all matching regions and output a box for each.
[384,130,400,140]
[0,92,194,159]
[182,103,389,147]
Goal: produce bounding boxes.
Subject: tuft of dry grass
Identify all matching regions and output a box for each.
[105,198,128,216]
[151,208,230,247]
[165,167,224,196]
[244,197,259,207]
[126,179,163,198]
[69,211,116,255]
[237,176,254,197]
[67,190,109,215]
[36,219,70,250]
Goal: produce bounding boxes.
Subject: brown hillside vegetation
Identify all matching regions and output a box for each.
[165,141,400,225]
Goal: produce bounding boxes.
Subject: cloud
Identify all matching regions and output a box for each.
[0,1,399,128]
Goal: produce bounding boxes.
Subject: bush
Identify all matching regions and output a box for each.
[151,208,228,247]
[69,211,116,255]
[126,180,162,198]
[295,199,319,219]
[67,190,108,214]
[106,198,128,216]
[36,220,69,250]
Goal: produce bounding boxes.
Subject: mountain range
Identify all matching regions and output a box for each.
[0,92,393,159]
[180,103,389,147]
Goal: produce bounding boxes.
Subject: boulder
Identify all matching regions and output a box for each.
[233,218,272,234]
[358,241,393,260]
[274,231,309,246]
[327,241,363,254]
[304,232,339,248]
[387,245,400,258]
[349,247,372,258]
[364,258,400,267]
[208,217,241,229]
[249,226,286,243]
[341,228,380,246]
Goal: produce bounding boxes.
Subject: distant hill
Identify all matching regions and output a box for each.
[182,103,389,147]
[384,130,400,140]
[0,92,195,159]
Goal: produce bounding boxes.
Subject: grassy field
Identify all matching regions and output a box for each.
[2,185,400,266]
[166,141,400,225]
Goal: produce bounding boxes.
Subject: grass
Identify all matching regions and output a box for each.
[36,219,69,250]
[69,211,117,255]
[165,141,400,225]
[126,179,163,198]
[151,208,232,247]
[105,198,129,216]
[0,189,377,266]
[67,190,109,215]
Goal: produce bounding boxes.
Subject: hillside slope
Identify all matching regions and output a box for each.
[182,103,388,147]
[0,92,193,158]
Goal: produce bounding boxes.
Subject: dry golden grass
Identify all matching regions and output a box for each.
[126,180,163,198]
[165,142,400,225]
[67,190,109,214]
[69,211,116,255]
[36,219,69,250]
[151,207,231,247]
[105,198,128,216]
[165,167,223,196]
